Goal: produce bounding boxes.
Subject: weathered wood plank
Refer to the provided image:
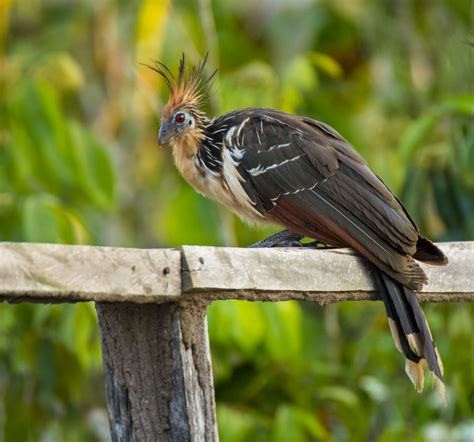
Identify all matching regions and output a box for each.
[0,242,473,303]
[180,242,474,304]
[96,301,218,442]
[0,242,181,303]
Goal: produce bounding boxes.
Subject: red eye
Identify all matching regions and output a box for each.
[175,112,185,123]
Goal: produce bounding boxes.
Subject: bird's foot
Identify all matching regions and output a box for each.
[248,230,336,249]
[248,230,303,248]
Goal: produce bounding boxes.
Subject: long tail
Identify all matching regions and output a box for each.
[373,268,446,403]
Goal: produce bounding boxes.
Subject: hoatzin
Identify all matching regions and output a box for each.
[150,55,448,401]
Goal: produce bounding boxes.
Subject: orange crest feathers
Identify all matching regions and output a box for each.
[145,53,217,119]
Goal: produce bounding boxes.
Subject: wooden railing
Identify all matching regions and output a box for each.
[1,241,473,441]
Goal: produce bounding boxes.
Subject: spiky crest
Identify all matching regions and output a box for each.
[144,53,217,120]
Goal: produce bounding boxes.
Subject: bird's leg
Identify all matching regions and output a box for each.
[249,230,338,249]
[248,230,303,248]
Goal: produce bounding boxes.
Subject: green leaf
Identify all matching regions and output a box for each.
[360,376,390,402]
[21,194,88,244]
[53,205,90,244]
[208,301,236,344]
[217,405,263,442]
[36,337,56,407]
[232,301,266,354]
[262,302,302,362]
[399,110,442,161]
[35,81,75,177]
[220,62,279,112]
[272,405,305,442]
[294,407,329,440]
[401,166,426,223]
[399,96,474,163]
[68,121,116,210]
[6,121,35,189]
[431,172,462,233]
[310,52,343,78]
[34,52,84,93]
[15,82,71,190]
[159,181,221,246]
[318,385,360,407]
[440,95,474,115]
[209,301,265,355]
[281,55,318,112]
[73,303,102,369]
[22,194,61,243]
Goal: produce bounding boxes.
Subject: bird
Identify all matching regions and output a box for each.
[149,54,448,401]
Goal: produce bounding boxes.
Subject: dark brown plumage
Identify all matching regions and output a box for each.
[151,55,448,401]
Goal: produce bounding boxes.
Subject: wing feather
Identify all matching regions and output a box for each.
[229,110,427,289]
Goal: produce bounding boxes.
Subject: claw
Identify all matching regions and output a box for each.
[249,230,303,248]
[249,231,338,250]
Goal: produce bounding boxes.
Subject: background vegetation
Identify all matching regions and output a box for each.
[0,0,473,440]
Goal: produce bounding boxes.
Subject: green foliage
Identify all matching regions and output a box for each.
[1,0,473,441]
[0,32,115,440]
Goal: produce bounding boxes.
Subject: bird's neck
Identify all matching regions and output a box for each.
[170,114,222,183]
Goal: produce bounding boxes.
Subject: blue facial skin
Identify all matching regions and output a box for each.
[158,111,193,145]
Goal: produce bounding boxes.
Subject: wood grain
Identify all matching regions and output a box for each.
[0,242,181,303]
[0,242,472,304]
[180,242,474,303]
[96,302,218,442]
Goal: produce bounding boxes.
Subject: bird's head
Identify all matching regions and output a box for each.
[146,54,215,148]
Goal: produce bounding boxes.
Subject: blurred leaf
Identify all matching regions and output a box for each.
[294,407,329,440]
[440,95,474,115]
[360,376,390,402]
[220,62,279,111]
[159,181,221,245]
[37,338,56,407]
[35,52,84,93]
[208,300,266,358]
[22,194,61,243]
[73,303,101,369]
[272,405,328,442]
[401,166,426,224]
[281,55,318,112]
[10,82,70,191]
[262,302,302,362]
[233,302,265,354]
[21,194,88,244]
[208,301,235,344]
[35,81,75,172]
[56,209,90,245]
[318,386,360,407]
[69,121,116,210]
[272,405,305,442]
[310,51,343,78]
[399,110,442,161]
[217,404,263,442]
[7,120,35,189]
[400,96,474,164]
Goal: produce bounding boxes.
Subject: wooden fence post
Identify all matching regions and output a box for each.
[96,301,218,442]
[1,242,472,441]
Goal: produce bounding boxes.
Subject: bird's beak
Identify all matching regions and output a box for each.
[158,122,175,146]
